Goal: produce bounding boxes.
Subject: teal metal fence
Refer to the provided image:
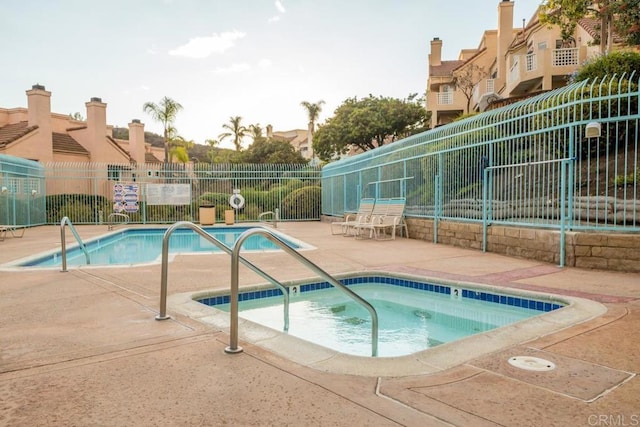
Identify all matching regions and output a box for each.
[0,154,46,227]
[322,74,640,234]
[40,162,321,224]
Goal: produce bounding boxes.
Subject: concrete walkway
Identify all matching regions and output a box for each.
[0,223,638,426]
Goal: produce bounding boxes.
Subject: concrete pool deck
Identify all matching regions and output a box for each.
[0,222,638,426]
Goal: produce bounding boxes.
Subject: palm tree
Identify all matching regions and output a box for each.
[248,123,264,142]
[205,138,219,164]
[169,135,193,163]
[142,96,183,163]
[300,100,325,160]
[300,100,325,132]
[218,116,247,151]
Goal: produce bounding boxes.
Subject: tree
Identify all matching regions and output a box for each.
[142,96,183,163]
[241,139,307,164]
[539,0,640,53]
[169,135,193,163]
[610,0,640,46]
[69,112,84,121]
[205,138,219,164]
[300,100,325,131]
[571,50,640,82]
[312,94,429,162]
[247,124,265,142]
[452,63,488,114]
[219,116,247,151]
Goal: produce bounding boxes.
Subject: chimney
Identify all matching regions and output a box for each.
[429,37,442,67]
[128,119,146,165]
[266,124,273,139]
[85,97,108,161]
[26,84,54,162]
[496,0,514,84]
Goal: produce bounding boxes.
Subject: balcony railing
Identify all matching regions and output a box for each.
[553,48,578,67]
[437,92,454,105]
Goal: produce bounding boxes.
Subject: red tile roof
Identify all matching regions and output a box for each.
[430,60,465,77]
[0,121,38,147]
[52,132,89,154]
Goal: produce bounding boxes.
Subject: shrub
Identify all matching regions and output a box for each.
[281,186,321,220]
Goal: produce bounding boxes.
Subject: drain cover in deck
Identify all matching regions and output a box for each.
[508,356,555,371]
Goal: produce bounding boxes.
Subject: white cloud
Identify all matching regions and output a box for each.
[213,63,251,74]
[275,0,286,13]
[258,58,272,69]
[169,30,246,59]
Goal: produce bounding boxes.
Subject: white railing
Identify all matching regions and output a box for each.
[526,53,537,72]
[486,79,495,93]
[437,92,453,105]
[553,48,578,67]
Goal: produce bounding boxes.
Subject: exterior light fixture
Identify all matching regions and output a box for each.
[31,189,38,196]
[585,122,601,138]
[1,186,7,194]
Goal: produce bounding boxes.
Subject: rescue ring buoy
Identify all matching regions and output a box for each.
[229,194,245,209]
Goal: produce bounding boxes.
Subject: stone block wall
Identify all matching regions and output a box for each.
[310,215,629,272]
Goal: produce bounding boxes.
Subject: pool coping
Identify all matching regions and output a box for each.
[167,270,608,377]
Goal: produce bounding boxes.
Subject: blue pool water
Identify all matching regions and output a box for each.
[20,226,304,267]
[199,275,564,357]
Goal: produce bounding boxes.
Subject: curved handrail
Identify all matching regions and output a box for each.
[60,216,90,272]
[257,208,279,228]
[156,221,290,331]
[227,228,379,357]
[107,212,129,230]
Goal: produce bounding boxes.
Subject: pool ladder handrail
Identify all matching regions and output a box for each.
[107,212,130,230]
[60,216,91,272]
[228,228,379,357]
[257,208,279,228]
[156,221,290,332]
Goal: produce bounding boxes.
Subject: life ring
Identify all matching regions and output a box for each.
[229,194,245,209]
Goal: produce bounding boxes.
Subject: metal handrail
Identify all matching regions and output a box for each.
[60,216,90,272]
[155,221,290,332]
[227,228,379,357]
[257,208,279,228]
[107,212,129,230]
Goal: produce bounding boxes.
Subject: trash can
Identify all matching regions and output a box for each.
[224,209,235,225]
[199,206,216,225]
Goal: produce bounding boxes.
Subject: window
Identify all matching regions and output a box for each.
[538,41,547,50]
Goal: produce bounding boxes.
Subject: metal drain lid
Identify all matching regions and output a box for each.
[508,356,556,371]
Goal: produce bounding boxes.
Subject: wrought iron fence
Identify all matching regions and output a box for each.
[322,73,640,232]
[41,162,321,224]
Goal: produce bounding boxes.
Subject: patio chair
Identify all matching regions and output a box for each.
[354,198,408,240]
[0,225,26,241]
[330,198,376,235]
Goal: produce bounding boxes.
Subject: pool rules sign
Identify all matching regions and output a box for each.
[113,183,139,213]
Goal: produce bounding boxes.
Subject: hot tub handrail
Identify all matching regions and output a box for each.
[60,216,90,272]
[156,221,290,332]
[228,228,379,357]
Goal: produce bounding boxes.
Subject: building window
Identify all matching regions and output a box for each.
[538,41,547,50]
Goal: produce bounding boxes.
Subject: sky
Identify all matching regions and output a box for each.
[1,0,541,150]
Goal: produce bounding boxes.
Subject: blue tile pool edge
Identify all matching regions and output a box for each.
[196,272,566,313]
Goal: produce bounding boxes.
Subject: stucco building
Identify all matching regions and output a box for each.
[426,0,614,127]
[0,84,163,165]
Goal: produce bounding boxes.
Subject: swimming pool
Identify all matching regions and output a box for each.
[171,271,605,376]
[11,226,311,268]
[198,275,563,357]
